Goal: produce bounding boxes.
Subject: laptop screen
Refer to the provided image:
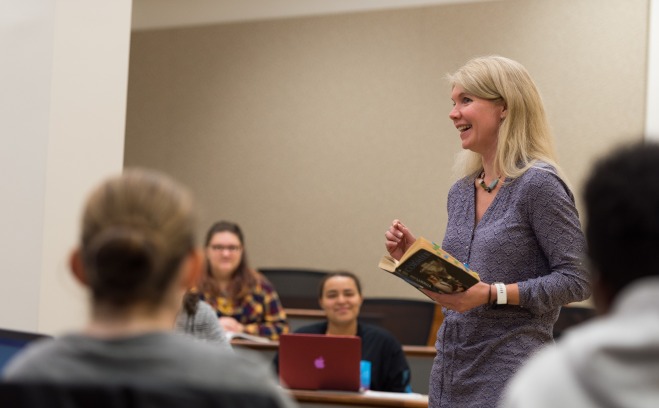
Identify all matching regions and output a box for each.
[0,328,50,373]
[279,333,362,392]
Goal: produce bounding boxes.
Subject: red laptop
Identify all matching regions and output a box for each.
[278,333,362,392]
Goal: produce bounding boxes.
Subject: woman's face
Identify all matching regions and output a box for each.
[205,231,243,280]
[319,276,363,326]
[448,85,506,157]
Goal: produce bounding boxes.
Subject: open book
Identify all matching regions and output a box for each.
[379,237,480,294]
[225,331,272,344]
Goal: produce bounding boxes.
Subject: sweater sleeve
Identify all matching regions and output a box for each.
[517,170,592,314]
[196,301,232,350]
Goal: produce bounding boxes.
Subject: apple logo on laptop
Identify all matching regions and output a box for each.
[314,356,325,369]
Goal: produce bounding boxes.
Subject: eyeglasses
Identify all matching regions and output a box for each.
[210,244,242,253]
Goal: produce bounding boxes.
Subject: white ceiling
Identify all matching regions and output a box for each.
[131,0,498,30]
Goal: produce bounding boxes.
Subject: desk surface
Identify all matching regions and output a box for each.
[286,308,326,317]
[289,389,428,408]
[231,339,436,357]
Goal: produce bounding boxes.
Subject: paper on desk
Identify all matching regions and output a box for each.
[226,331,271,343]
[363,390,429,401]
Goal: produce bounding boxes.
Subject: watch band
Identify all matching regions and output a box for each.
[494,282,507,305]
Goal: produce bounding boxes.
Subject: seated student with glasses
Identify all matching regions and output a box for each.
[198,221,289,341]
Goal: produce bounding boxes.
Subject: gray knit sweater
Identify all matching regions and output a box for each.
[3,331,295,408]
[174,300,231,350]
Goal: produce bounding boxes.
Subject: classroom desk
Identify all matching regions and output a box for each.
[288,389,428,408]
[231,340,435,395]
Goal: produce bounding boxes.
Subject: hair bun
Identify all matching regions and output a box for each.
[86,227,156,295]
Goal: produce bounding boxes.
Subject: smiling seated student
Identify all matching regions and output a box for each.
[1,169,296,408]
[275,271,411,393]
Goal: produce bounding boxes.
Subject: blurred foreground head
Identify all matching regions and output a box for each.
[584,141,659,312]
[76,168,197,311]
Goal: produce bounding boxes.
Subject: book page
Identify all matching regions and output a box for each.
[225,332,272,344]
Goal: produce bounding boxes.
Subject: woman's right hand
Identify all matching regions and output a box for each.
[384,219,416,261]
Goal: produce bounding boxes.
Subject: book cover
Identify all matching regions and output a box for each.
[379,237,479,294]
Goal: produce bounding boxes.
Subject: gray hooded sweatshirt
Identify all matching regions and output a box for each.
[500,277,659,408]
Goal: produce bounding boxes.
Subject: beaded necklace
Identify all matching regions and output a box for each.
[477,171,499,193]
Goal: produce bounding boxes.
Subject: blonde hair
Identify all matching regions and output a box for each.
[80,168,196,309]
[448,55,562,180]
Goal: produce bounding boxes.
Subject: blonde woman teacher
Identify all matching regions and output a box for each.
[385,56,591,408]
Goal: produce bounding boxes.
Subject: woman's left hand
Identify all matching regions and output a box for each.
[421,281,491,313]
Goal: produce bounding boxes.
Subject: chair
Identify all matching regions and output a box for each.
[0,382,280,408]
[359,298,439,346]
[426,303,444,346]
[553,305,596,339]
[258,268,330,309]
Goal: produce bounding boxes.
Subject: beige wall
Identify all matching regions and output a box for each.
[0,0,131,334]
[648,0,659,140]
[125,0,648,300]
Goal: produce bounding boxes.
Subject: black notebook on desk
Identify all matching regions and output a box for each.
[0,328,51,373]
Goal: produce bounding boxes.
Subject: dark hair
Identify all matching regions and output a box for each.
[182,291,200,316]
[318,271,363,299]
[80,168,195,309]
[201,220,259,301]
[584,141,659,298]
